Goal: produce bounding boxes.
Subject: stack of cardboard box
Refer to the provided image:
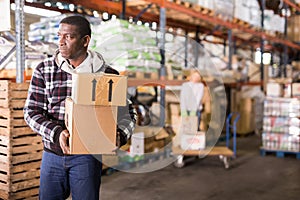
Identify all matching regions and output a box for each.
[65,72,127,154]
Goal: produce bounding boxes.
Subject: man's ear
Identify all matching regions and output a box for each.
[82,35,90,48]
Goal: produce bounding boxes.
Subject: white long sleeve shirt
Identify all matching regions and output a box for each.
[180,81,204,112]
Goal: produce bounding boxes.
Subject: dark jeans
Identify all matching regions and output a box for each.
[39,151,102,200]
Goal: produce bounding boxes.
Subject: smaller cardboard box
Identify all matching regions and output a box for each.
[65,98,117,154]
[72,72,127,106]
[181,131,206,150]
[179,116,199,135]
[292,83,300,97]
[130,132,145,156]
[266,82,283,97]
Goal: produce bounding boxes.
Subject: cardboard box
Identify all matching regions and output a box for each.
[179,116,199,134]
[65,98,117,154]
[266,82,283,97]
[132,126,171,153]
[130,132,144,156]
[292,83,300,98]
[72,72,127,106]
[180,131,206,150]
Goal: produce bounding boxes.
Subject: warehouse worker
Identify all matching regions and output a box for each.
[24,15,136,200]
[180,70,204,131]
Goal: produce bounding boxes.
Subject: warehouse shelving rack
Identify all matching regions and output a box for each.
[7,0,300,171]
[9,0,300,85]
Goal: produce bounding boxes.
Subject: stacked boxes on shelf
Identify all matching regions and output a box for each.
[0,80,43,199]
[262,82,300,152]
[28,15,62,43]
[91,19,161,79]
[288,15,300,42]
[165,35,192,80]
[28,15,102,43]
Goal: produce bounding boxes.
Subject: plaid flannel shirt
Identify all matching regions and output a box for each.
[24,54,136,155]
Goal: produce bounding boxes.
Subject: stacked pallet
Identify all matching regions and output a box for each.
[0,80,43,200]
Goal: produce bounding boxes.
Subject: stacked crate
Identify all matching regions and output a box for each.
[0,80,43,199]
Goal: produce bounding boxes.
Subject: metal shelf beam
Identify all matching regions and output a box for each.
[282,0,300,13]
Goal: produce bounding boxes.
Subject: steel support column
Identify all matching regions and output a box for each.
[120,0,126,19]
[159,6,166,126]
[228,29,233,70]
[15,0,25,83]
[283,2,289,77]
[223,38,227,56]
[195,26,200,68]
[260,0,265,82]
[184,30,188,68]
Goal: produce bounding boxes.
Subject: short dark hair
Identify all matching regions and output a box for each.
[60,15,91,37]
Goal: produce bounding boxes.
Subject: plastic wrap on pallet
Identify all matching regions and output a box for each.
[263,116,300,135]
[262,133,300,152]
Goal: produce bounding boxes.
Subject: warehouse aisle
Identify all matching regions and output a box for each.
[101,134,300,200]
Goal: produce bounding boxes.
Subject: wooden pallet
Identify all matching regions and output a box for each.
[171,0,194,8]
[232,18,251,28]
[260,148,300,159]
[168,0,214,17]
[0,69,33,81]
[0,80,30,109]
[172,146,234,157]
[0,80,42,199]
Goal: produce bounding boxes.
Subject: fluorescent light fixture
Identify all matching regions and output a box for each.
[69,4,75,12]
[11,3,61,17]
[44,2,51,7]
[56,2,62,7]
[152,22,157,29]
[111,15,117,20]
[254,50,271,65]
[56,2,64,10]
[102,12,109,20]
[93,11,99,18]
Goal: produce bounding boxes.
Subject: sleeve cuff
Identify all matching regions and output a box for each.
[52,126,64,144]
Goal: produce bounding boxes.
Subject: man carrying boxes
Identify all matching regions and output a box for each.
[24,15,136,200]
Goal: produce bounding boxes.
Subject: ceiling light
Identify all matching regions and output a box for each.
[69,4,75,12]
[56,2,62,7]
[111,15,117,20]
[44,2,51,7]
[93,11,99,18]
[11,3,61,17]
[152,22,157,29]
[102,12,109,20]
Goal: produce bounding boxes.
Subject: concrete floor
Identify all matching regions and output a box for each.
[100,134,300,200]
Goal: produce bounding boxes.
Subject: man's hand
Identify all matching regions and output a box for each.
[59,129,70,154]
